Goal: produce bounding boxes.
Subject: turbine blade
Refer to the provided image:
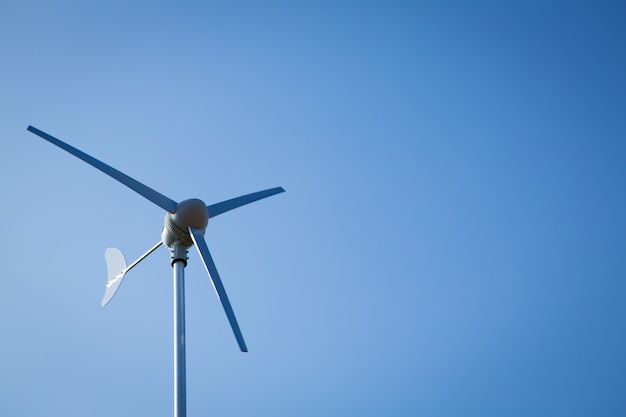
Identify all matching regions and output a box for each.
[189,227,248,352]
[206,187,285,219]
[27,126,178,213]
[102,241,163,306]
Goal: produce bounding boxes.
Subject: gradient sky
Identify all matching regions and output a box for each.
[1,1,625,416]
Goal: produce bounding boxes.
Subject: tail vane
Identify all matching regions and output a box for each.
[101,241,163,307]
[102,248,128,307]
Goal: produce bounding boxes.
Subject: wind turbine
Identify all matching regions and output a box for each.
[26,125,284,417]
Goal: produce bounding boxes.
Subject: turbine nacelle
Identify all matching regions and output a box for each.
[162,198,209,248]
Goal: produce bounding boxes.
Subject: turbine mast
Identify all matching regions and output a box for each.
[171,243,188,417]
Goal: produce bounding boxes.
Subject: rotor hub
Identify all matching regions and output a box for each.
[161,199,208,248]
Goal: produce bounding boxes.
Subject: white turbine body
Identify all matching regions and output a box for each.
[26,125,284,417]
[162,198,209,248]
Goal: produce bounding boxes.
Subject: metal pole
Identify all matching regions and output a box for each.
[171,243,188,417]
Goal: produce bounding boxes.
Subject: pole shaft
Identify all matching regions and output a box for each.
[172,243,187,417]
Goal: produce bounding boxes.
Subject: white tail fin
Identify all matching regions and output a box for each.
[101,241,163,307]
[102,248,128,307]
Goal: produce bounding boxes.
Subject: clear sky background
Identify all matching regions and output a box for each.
[1,1,625,416]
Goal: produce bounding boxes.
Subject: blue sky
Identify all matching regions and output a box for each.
[1,1,625,416]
